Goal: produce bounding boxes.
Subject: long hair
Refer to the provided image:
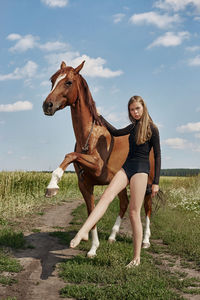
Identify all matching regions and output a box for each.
[128,95,153,145]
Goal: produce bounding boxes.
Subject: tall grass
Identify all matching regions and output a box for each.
[151,175,200,265]
[0,171,78,220]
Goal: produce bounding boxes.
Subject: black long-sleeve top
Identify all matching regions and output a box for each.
[100,115,161,184]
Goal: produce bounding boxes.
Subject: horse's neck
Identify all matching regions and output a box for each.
[70,99,93,145]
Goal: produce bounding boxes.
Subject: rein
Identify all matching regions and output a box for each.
[81,120,95,153]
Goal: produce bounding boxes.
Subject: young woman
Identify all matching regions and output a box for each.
[70,95,161,267]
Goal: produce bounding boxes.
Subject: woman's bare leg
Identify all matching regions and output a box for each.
[126,173,148,268]
[70,169,129,248]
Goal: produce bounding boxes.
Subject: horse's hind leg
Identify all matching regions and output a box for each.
[77,179,100,258]
[142,194,152,248]
[108,188,129,243]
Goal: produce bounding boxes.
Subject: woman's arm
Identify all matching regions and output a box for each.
[151,126,161,186]
[100,115,134,136]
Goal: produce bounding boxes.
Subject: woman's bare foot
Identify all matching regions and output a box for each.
[126,258,140,268]
[70,232,89,248]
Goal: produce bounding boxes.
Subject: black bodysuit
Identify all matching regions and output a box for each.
[100,116,161,184]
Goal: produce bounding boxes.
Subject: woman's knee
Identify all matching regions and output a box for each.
[129,208,140,219]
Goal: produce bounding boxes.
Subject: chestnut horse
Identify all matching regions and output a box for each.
[43,61,155,257]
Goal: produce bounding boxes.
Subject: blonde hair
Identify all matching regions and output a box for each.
[128,95,152,145]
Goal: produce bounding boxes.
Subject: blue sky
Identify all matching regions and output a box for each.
[0,0,200,171]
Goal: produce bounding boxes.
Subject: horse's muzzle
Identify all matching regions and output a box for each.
[43,101,55,116]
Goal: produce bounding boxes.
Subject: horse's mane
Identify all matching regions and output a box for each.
[79,75,103,126]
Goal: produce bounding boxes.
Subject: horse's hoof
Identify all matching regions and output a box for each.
[87,252,96,258]
[142,242,150,249]
[45,188,59,198]
[108,238,116,244]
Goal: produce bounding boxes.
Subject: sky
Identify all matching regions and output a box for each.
[0,0,200,172]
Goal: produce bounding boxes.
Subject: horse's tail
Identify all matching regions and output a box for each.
[145,184,166,215]
[152,189,166,215]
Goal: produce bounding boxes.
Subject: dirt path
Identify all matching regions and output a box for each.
[0,199,83,300]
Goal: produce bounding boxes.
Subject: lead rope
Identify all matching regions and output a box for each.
[81,120,95,153]
[76,120,95,180]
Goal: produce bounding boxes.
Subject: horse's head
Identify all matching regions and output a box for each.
[43,61,85,116]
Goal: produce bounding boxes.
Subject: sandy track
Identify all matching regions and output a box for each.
[0,199,83,300]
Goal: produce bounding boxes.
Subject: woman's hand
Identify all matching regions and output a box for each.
[151,184,159,197]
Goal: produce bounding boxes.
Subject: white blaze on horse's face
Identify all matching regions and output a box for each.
[51,74,67,93]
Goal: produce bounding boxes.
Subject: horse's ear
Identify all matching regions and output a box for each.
[74,61,85,74]
[60,61,67,69]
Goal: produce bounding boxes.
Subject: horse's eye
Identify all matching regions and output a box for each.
[65,81,72,86]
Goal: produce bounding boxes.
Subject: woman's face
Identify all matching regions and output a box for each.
[129,101,144,120]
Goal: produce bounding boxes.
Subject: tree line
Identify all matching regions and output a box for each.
[161,169,200,177]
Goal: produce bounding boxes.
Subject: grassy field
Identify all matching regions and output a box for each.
[0,171,200,299]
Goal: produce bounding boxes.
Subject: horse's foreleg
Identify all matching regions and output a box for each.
[46,167,64,197]
[45,151,102,197]
[108,188,129,243]
[142,194,152,248]
[77,179,100,258]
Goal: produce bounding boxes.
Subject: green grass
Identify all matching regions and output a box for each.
[150,175,200,267]
[59,242,182,300]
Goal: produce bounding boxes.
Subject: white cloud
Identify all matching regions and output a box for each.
[113,13,125,23]
[186,45,200,52]
[177,122,200,132]
[0,61,38,81]
[164,137,188,149]
[154,0,200,12]
[40,80,51,87]
[90,85,102,94]
[97,107,129,126]
[41,0,68,7]
[7,33,21,40]
[38,41,68,51]
[147,31,190,48]
[7,34,38,52]
[7,33,68,53]
[188,55,200,66]
[191,144,200,152]
[194,16,200,21]
[129,11,181,29]
[153,64,165,74]
[45,52,123,78]
[0,101,33,112]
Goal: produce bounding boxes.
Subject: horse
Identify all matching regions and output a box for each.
[42,61,155,257]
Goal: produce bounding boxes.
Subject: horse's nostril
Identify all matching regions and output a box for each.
[48,102,53,108]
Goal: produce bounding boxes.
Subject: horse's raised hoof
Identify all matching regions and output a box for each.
[108,238,116,244]
[142,242,150,249]
[45,188,59,198]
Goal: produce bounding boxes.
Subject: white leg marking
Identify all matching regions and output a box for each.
[87,227,100,258]
[108,215,122,242]
[51,74,66,93]
[143,216,151,247]
[47,167,64,189]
